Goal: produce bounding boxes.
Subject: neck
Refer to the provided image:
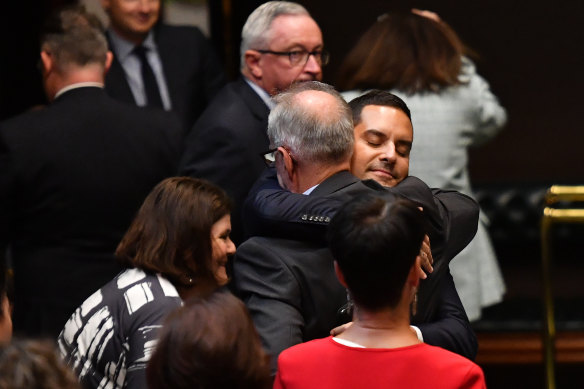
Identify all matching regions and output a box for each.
[294,160,351,193]
[176,280,217,301]
[111,26,147,46]
[241,68,270,95]
[49,66,105,101]
[336,301,419,348]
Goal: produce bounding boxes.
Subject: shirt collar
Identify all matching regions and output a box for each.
[244,77,276,110]
[302,183,319,195]
[54,82,104,100]
[108,29,157,61]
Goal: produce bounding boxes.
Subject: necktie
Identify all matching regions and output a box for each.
[133,45,164,108]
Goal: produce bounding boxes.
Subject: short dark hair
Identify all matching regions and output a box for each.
[336,12,467,93]
[146,290,271,389]
[116,177,231,288]
[348,89,411,126]
[40,5,108,71]
[0,339,80,389]
[327,194,425,311]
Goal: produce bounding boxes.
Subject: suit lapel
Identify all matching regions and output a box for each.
[104,32,137,105]
[234,78,270,122]
[154,26,181,112]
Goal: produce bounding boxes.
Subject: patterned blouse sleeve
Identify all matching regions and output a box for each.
[123,275,183,389]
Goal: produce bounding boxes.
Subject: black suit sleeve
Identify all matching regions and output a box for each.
[415,269,478,360]
[242,168,342,241]
[431,187,480,264]
[232,239,305,374]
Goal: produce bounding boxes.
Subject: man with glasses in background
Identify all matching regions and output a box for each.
[179,1,328,245]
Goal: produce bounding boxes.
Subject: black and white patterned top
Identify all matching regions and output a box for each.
[58,268,183,389]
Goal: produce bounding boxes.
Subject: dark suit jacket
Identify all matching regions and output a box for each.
[179,78,270,245]
[234,170,478,369]
[105,24,225,132]
[233,237,346,373]
[0,87,182,337]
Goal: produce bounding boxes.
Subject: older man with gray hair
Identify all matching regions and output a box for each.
[233,81,480,373]
[233,81,380,374]
[179,1,327,245]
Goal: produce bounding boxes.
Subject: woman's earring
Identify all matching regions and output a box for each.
[339,289,354,317]
[411,288,418,316]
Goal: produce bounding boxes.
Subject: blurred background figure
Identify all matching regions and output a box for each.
[101,0,225,132]
[337,9,507,321]
[59,177,235,389]
[274,194,485,388]
[0,4,182,338]
[179,1,326,246]
[0,339,80,389]
[147,290,271,389]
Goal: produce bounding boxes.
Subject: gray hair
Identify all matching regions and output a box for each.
[240,1,309,70]
[268,81,354,165]
[41,5,108,72]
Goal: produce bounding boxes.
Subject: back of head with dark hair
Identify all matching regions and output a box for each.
[0,339,80,389]
[336,12,466,93]
[146,290,271,389]
[115,177,231,289]
[327,194,426,311]
[348,89,411,126]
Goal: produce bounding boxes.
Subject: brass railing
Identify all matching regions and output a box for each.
[541,186,584,389]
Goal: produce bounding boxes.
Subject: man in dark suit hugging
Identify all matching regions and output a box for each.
[233,81,479,374]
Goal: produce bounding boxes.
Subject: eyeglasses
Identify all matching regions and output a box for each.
[255,49,330,67]
[261,148,279,167]
[260,147,295,167]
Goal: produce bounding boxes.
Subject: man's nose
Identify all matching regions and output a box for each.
[303,54,322,77]
[138,0,154,12]
[380,143,397,162]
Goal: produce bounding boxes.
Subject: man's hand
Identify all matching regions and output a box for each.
[330,322,352,336]
[417,234,433,279]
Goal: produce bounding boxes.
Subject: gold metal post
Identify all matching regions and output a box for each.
[541,186,584,389]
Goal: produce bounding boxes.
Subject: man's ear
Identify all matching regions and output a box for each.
[334,261,348,288]
[40,50,52,75]
[278,146,295,182]
[104,51,114,74]
[244,50,262,79]
[408,256,421,288]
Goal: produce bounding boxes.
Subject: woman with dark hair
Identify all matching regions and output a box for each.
[146,290,271,389]
[274,194,486,388]
[58,177,235,389]
[337,10,506,321]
